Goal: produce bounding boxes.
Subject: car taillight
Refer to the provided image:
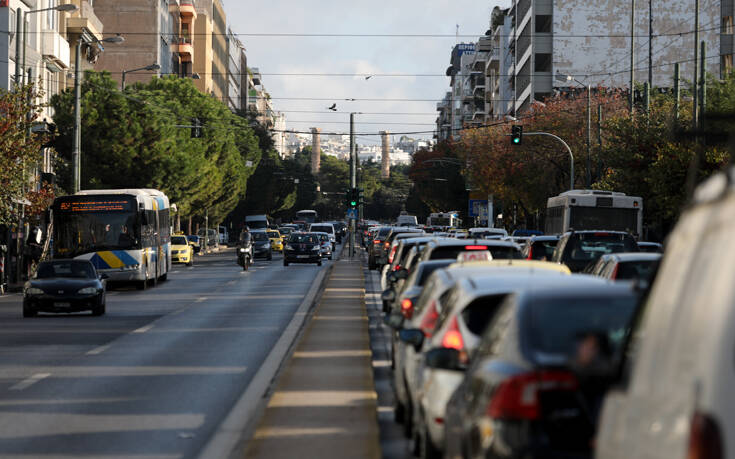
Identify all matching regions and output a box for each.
[388,246,397,263]
[487,370,578,420]
[401,298,414,319]
[464,245,487,250]
[441,316,464,351]
[419,300,439,338]
[373,239,382,245]
[392,264,402,271]
[687,412,723,459]
[384,241,390,250]
[526,246,533,260]
[611,263,620,279]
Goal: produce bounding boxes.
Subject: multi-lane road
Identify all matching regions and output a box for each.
[0,248,328,458]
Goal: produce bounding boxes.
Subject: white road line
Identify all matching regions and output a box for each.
[226,280,237,286]
[86,344,111,355]
[195,297,208,303]
[131,324,154,334]
[9,373,51,391]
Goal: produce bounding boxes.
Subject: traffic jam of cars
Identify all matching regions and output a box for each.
[357,185,719,459]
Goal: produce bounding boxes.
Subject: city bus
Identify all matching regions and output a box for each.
[52,189,172,290]
[295,209,318,224]
[426,212,462,229]
[545,189,643,236]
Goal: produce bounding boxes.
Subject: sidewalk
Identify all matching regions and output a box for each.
[243,253,381,459]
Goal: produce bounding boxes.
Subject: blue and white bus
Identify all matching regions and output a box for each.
[52,189,172,290]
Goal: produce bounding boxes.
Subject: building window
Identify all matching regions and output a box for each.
[722,55,733,76]
[535,53,552,72]
[723,16,734,35]
[536,15,552,33]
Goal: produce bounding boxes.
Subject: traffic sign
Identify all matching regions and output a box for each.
[468,199,488,217]
[347,208,358,220]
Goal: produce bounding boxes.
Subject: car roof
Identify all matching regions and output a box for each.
[530,235,560,241]
[515,281,636,304]
[427,239,520,248]
[448,259,571,273]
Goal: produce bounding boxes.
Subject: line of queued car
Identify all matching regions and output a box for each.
[369,222,669,459]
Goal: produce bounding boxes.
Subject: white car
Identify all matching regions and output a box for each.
[308,223,336,250]
[595,167,735,459]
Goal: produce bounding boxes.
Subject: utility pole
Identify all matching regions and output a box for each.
[700,41,706,131]
[630,0,635,115]
[586,85,591,188]
[674,62,681,121]
[349,113,356,258]
[693,0,699,128]
[648,0,653,88]
[72,40,82,193]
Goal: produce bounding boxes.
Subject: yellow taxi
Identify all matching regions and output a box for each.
[171,234,194,266]
[267,230,284,252]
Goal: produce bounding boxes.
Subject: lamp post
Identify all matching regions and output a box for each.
[72,34,124,193]
[121,63,161,90]
[21,4,77,86]
[556,72,591,188]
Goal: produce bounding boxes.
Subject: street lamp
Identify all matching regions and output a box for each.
[121,63,161,90]
[556,72,592,188]
[72,35,125,193]
[20,3,78,85]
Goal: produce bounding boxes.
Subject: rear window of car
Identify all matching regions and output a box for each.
[429,245,522,261]
[377,227,392,238]
[267,232,280,238]
[527,294,637,358]
[530,240,558,260]
[252,232,269,241]
[171,236,188,245]
[566,233,639,262]
[311,225,333,234]
[461,294,510,335]
[616,260,658,280]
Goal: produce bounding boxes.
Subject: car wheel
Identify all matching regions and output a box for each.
[317,259,322,266]
[284,259,289,266]
[328,254,333,260]
[268,252,272,261]
[22,302,37,318]
[159,273,167,282]
[187,258,193,267]
[419,419,442,459]
[394,400,406,424]
[91,300,106,316]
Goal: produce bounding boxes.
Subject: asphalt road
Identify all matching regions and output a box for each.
[0,248,328,459]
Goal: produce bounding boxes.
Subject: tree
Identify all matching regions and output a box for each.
[0,84,48,226]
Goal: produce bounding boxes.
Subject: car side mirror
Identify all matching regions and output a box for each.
[99,273,109,280]
[425,347,466,371]
[383,312,405,330]
[395,269,409,280]
[381,289,396,303]
[399,328,424,351]
[387,272,398,283]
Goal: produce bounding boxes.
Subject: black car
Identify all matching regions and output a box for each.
[23,260,107,317]
[443,283,639,459]
[250,231,273,260]
[551,230,639,272]
[284,232,322,266]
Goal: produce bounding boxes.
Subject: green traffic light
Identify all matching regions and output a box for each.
[350,201,357,206]
[513,137,520,144]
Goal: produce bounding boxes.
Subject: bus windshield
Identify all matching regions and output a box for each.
[54,197,140,257]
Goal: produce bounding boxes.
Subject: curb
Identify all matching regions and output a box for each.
[196,244,343,459]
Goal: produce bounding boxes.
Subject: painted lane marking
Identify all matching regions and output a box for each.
[131,324,154,334]
[9,373,51,391]
[86,344,111,355]
[195,297,208,303]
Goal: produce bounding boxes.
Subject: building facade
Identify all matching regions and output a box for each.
[226,27,243,111]
[192,0,225,98]
[93,0,197,88]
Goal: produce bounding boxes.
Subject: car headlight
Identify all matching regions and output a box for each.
[78,287,98,295]
[311,246,320,251]
[172,250,179,254]
[286,244,295,250]
[26,287,44,295]
[239,248,246,253]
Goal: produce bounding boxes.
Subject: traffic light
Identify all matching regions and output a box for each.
[510,125,523,145]
[358,188,364,206]
[349,188,358,207]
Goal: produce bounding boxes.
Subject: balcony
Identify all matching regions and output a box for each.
[43,30,71,69]
[66,0,103,41]
[174,36,194,60]
[180,1,197,18]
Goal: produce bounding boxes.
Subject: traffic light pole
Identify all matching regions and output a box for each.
[349,113,356,258]
[510,131,575,190]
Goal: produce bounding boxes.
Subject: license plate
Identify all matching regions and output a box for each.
[55,302,71,308]
[297,255,310,259]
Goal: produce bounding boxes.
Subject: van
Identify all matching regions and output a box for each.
[595,168,735,459]
[396,214,418,227]
[245,214,269,230]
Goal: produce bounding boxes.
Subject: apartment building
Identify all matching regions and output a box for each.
[93,0,197,88]
[436,43,476,140]
[504,0,721,114]
[226,27,243,111]
[192,0,225,99]
[486,6,514,120]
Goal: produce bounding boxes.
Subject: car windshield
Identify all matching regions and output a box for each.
[527,294,637,360]
[36,261,96,279]
[568,234,639,262]
[429,245,522,261]
[252,232,269,241]
[267,232,280,238]
[187,236,199,242]
[319,234,329,242]
[171,236,188,245]
[616,260,658,280]
[290,234,318,244]
[311,225,332,234]
[279,228,293,235]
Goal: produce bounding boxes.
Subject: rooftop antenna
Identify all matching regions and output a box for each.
[456,24,459,44]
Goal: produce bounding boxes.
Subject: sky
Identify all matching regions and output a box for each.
[223,1,511,142]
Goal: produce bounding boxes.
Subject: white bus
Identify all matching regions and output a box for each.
[545,189,643,236]
[426,212,462,229]
[52,189,172,290]
[295,209,318,224]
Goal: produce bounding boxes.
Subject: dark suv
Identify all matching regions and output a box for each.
[551,230,639,272]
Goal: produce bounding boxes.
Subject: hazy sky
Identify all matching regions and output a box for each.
[223,1,511,142]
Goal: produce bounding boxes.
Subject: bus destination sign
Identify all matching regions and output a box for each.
[58,199,133,213]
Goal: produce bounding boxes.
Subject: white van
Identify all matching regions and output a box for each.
[596,168,735,459]
[396,214,418,227]
[245,214,269,230]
